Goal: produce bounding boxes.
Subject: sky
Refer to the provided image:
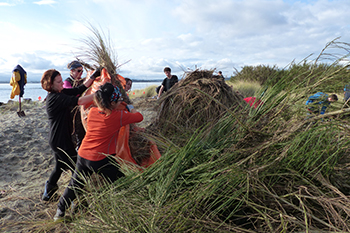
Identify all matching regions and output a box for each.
[0,0,349,82]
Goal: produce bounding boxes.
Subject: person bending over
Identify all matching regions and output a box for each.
[54,82,143,221]
[306,92,338,118]
[40,68,100,201]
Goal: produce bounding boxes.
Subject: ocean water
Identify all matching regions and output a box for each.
[0,82,161,103]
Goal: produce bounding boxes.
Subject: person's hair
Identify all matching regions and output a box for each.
[67,60,83,70]
[218,71,222,74]
[41,69,61,92]
[125,77,132,84]
[330,94,338,101]
[164,67,171,72]
[94,82,120,115]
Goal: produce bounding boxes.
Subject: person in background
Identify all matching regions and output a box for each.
[63,61,85,88]
[64,61,87,150]
[124,77,133,92]
[244,96,263,109]
[54,82,143,221]
[156,67,178,99]
[218,71,224,79]
[305,92,338,117]
[40,68,100,202]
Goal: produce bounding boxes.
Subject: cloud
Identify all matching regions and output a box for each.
[16,53,54,70]
[1,0,350,83]
[173,0,350,47]
[0,0,24,6]
[33,0,57,5]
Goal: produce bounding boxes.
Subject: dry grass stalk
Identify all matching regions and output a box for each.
[78,23,130,103]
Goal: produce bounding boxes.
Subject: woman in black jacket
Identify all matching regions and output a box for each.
[40,68,100,201]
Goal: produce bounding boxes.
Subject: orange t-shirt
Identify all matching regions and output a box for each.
[78,107,143,161]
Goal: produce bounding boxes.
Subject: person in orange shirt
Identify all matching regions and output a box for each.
[54,82,143,221]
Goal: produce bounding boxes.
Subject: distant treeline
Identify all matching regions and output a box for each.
[230,62,350,93]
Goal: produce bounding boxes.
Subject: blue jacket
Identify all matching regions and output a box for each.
[305,92,330,115]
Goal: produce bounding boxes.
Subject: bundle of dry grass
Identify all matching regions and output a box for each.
[149,70,248,142]
[77,24,159,167]
[78,24,130,104]
[128,129,152,165]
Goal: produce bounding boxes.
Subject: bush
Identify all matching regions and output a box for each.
[231,62,350,94]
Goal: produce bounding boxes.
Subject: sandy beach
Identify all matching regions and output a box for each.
[0,97,157,232]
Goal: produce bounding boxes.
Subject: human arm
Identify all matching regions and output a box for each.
[305,99,313,105]
[117,110,143,126]
[110,109,143,127]
[83,77,94,88]
[77,93,95,106]
[157,85,164,99]
[63,80,72,89]
[83,68,101,88]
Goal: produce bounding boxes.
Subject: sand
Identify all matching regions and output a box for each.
[0,97,158,232]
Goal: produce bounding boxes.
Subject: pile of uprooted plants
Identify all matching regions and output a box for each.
[24,29,350,232]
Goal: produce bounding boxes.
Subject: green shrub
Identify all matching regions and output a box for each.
[231,62,350,94]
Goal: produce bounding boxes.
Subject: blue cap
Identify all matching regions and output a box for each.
[68,61,82,70]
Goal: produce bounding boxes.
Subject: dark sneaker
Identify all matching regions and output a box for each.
[53,208,65,222]
[42,181,58,201]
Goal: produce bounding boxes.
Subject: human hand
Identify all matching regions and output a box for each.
[89,68,101,80]
[126,105,134,112]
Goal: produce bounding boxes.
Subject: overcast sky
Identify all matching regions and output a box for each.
[0,0,349,82]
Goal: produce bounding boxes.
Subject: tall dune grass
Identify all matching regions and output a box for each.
[31,39,350,232]
[227,79,261,98]
[128,85,157,99]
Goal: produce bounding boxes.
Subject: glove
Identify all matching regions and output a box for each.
[89,68,101,80]
[126,105,134,112]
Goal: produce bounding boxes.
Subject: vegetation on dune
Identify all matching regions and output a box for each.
[128,85,158,99]
[231,38,350,94]
[14,34,350,232]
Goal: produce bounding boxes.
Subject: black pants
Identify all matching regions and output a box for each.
[57,155,124,212]
[48,148,77,186]
[72,109,86,150]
